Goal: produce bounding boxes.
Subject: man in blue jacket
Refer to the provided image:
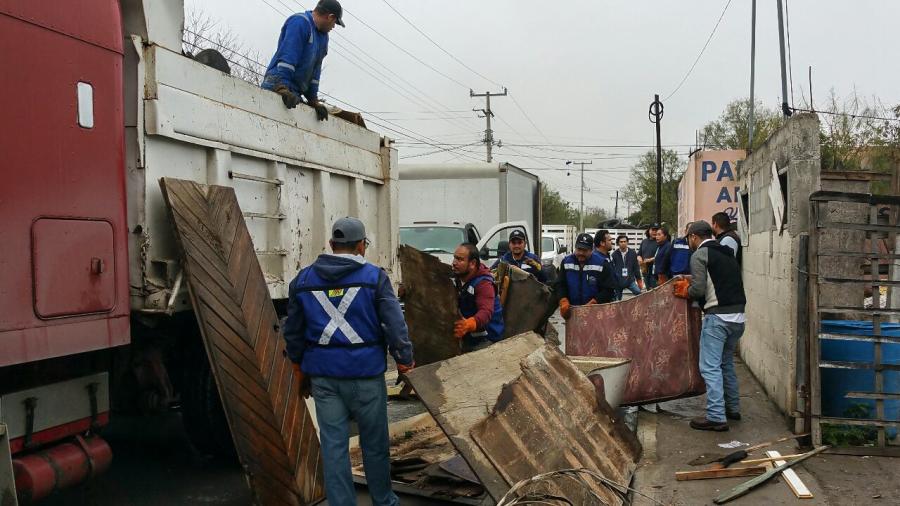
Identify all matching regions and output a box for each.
[611,235,642,300]
[492,229,546,283]
[261,0,345,120]
[556,233,617,318]
[284,217,413,506]
[669,223,693,277]
[652,226,673,284]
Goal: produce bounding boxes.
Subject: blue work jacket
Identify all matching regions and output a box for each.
[261,11,328,101]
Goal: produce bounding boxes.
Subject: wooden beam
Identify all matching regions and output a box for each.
[765,450,813,499]
[714,446,828,504]
[675,466,766,481]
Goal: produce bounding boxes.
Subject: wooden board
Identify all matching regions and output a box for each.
[765,450,813,498]
[496,263,555,339]
[399,245,461,365]
[469,345,641,505]
[160,178,323,505]
[405,333,546,500]
[565,280,705,405]
[675,466,766,481]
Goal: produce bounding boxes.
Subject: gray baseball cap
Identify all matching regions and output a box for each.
[331,217,366,243]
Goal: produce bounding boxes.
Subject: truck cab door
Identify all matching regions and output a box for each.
[475,221,530,264]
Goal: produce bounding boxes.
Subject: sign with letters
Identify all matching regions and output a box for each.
[677,149,746,233]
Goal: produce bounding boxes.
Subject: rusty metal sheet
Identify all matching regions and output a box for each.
[469,345,641,505]
[496,263,555,339]
[565,280,705,406]
[405,334,546,500]
[406,333,640,502]
[160,178,324,505]
[399,245,460,366]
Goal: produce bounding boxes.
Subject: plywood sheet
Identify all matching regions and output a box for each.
[497,263,555,339]
[565,280,705,405]
[160,178,323,505]
[405,334,546,500]
[399,245,461,365]
[469,346,641,506]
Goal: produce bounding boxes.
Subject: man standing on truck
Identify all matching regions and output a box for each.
[284,217,414,506]
[261,0,345,121]
[452,243,505,352]
[492,230,546,283]
[557,233,617,319]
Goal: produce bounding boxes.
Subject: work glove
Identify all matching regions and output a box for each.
[397,361,415,375]
[637,279,644,290]
[292,362,311,399]
[673,279,691,299]
[273,84,301,109]
[312,102,329,121]
[559,297,571,319]
[524,258,542,271]
[453,317,477,339]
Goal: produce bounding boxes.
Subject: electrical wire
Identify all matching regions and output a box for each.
[379,0,505,89]
[663,0,733,101]
[788,107,900,123]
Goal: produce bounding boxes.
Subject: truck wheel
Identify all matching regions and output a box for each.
[181,344,238,461]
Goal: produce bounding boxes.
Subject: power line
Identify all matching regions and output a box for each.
[378,0,504,89]
[663,0,733,101]
[788,107,900,123]
[509,93,553,145]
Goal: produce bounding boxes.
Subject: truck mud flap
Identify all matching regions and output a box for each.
[565,280,706,405]
[160,178,323,505]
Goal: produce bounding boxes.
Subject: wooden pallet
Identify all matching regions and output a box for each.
[160,178,324,505]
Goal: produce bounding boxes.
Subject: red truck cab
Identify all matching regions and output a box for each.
[0,0,129,501]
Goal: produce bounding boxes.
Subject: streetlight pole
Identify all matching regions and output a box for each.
[567,160,593,231]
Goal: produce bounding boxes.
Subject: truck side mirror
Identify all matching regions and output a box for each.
[480,247,490,260]
[559,245,567,254]
[497,240,509,256]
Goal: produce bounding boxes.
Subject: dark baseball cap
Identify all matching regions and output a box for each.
[687,220,714,237]
[509,230,526,242]
[316,0,345,27]
[331,217,366,243]
[649,223,661,229]
[574,233,594,249]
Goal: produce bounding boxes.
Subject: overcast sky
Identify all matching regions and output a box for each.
[186,0,899,213]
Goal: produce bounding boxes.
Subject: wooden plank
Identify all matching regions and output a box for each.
[845,391,900,400]
[399,245,461,366]
[675,466,766,481]
[817,220,900,233]
[764,450,813,499]
[820,332,900,344]
[713,446,829,504]
[468,346,641,505]
[405,333,546,500]
[810,190,900,206]
[160,178,324,505]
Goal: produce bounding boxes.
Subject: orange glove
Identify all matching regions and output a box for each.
[397,361,415,375]
[586,298,598,305]
[292,362,311,399]
[673,279,690,299]
[637,279,644,290]
[453,317,478,339]
[559,297,571,319]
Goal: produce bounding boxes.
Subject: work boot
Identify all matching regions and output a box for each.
[690,417,729,432]
[726,411,742,421]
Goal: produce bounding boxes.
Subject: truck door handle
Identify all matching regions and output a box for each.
[91,257,105,275]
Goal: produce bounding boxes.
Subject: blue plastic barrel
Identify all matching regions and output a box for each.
[820,320,900,436]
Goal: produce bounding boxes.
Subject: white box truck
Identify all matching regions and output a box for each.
[398,163,541,263]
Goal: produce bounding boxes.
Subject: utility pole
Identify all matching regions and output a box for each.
[776,0,792,117]
[748,0,757,152]
[614,191,619,220]
[567,160,593,231]
[649,94,664,224]
[471,88,508,162]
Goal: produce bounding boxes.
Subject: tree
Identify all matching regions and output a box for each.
[583,207,609,229]
[183,9,266,85]
[701,99,783,152]
[540,186,607,228]
[622,149,682,228]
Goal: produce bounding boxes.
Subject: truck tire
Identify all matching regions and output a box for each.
[181,343,237,461]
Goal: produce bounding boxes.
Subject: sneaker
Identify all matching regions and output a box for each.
[690,417,729,432]
[726,411,742,421]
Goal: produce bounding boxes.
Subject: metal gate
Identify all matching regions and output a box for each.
[808,190,900,456]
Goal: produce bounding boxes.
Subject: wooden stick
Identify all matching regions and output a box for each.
[676,466,766,481]
[765,450,813,499]
[739,453,803,465]
[714,446,829,504]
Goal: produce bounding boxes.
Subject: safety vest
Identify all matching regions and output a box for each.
[458,274,505,344]
[561,252,609,305]
[294,263,385,378]
[670,238,692,275]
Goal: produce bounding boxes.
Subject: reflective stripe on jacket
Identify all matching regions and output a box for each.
[458,274,505,343]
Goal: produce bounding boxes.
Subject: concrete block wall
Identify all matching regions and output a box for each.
[737,113,821,418]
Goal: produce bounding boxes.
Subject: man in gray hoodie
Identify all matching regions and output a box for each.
[681,220,746,432]
[284,217,413,506]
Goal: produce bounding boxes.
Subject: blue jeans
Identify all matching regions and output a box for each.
[614,281,642,301]
[311,376,398,506]
[699,314,745,423]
